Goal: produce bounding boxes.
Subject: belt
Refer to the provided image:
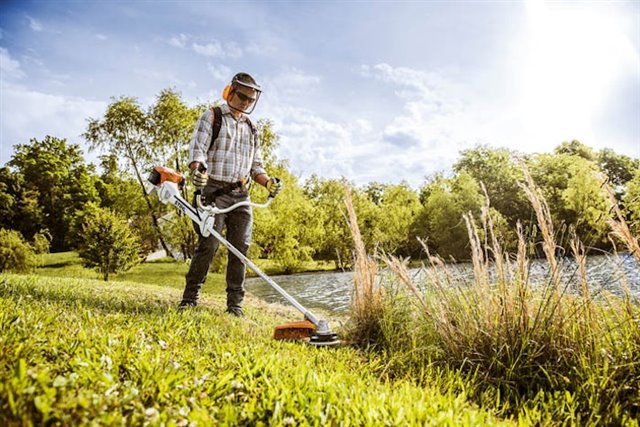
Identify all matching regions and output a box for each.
[208,179,247,198]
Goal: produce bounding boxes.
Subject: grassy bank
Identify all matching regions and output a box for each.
[0,273,513,426]
[36,251,336,292]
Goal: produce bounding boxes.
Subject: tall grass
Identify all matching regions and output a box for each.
[345,169,640,425]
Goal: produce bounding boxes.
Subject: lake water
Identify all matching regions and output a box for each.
[246,254,640,314]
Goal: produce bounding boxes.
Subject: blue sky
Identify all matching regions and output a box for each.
[1,0,638,186]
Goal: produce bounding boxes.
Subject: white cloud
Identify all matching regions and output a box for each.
[133,68,197,89]
[266,105,356,180]
[96,34,107,41]
[0,47,25,79]
[207,63,231,81]
[169,33,188,48]
[269,67,321,97]
[0,82,106,166]
[192,40,243,59]
[26,15,43,32]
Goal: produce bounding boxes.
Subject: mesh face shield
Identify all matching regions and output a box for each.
[228,76,262,114]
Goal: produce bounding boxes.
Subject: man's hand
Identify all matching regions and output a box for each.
[191,168,208,189]
[266,177,283,197]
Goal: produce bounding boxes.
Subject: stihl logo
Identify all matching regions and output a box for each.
[174,198,189,214]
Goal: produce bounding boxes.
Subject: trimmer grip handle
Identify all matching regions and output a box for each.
[193,162,208,196]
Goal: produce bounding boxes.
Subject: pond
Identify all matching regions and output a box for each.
[246,254,640,314]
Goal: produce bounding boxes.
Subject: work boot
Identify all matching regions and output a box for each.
[178,300,197,310]
[225,307,244,317]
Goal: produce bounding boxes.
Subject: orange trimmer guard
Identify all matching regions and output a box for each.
[273,319,316,341]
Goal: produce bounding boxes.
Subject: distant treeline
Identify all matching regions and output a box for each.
[1,89,638,271]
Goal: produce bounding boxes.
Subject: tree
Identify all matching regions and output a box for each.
[149,88,202,174]
[375,182,421,256]
[454,145,531,228]
[253,166,324,273]
[0,167,44,241]
[561,161,610,246]
[623,168,640,236]
[597,148,639,188]
[554,140,595,161]
[304,175,354,269]
[415,172,484,260]
[8,136,99,251]
[93,154,158,253]
[0,229,37,273]
[77,207,141,281]
[528,152,611,249]
[84,96,173,257]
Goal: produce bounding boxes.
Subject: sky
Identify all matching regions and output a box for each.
[1,0,638,187]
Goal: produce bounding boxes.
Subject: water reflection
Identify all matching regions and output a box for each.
[246,255,640,314]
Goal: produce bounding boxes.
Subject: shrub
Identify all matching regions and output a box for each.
[0,228,37,273]
[78,208,141,281]
[32,230,51,254]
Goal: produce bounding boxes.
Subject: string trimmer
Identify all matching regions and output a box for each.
[146,166,340,346]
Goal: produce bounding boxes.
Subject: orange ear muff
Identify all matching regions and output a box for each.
[222,85,232,101]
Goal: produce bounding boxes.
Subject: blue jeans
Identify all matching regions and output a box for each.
[182,187,252,310]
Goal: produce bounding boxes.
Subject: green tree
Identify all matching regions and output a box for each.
[0,228,37,273]
[93,154,158,253]
[0,167,44,240]
[78,207,141,281]
[623,168,640,235]
[454,146,531,228]
[597,148,639,188]
[253,167,324,273]
[84,96,173,257]
[304,175,353,269]
[561,161,610,246]
[529,152,610,248]
[375,182,421,256]
[149,88,202,174]
[416,172,483,260]
[554,140,595,161]
[8,136,99,251]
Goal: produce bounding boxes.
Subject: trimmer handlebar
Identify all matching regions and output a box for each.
[196,194,274,214]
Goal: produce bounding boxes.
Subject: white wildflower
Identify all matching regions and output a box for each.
[158,339,169,350]
[105,385,119,397]
[52,376,67,388]
[100,354,113,369]
[283,417,295,425]
[145,407,160,421]
[231,380,244,390]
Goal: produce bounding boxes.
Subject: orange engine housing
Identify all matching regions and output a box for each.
[148,166,185,188]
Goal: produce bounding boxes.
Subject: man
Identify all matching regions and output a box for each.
[179,72,282,317]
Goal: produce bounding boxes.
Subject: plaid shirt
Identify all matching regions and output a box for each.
[187,104,266,183]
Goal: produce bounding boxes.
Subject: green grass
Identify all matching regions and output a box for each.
[36,252,337,293]
[0,273,514,426]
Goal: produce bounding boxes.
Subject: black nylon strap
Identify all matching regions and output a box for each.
[211,106,222,144]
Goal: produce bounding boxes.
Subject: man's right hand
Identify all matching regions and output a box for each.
[191,168,208,189]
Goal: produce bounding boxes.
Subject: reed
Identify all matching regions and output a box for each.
[345,166,640,425]
[343,185,386,348]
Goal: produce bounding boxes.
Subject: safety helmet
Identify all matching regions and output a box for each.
[222,72,262,114]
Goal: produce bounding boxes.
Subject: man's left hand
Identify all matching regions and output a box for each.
[266,177,283,197]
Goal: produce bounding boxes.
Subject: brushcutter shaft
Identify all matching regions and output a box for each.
[205,225,321,327]
[150,177,324,328]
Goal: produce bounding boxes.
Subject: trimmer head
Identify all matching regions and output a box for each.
[308,330,340,347]
[273,319,341,347]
